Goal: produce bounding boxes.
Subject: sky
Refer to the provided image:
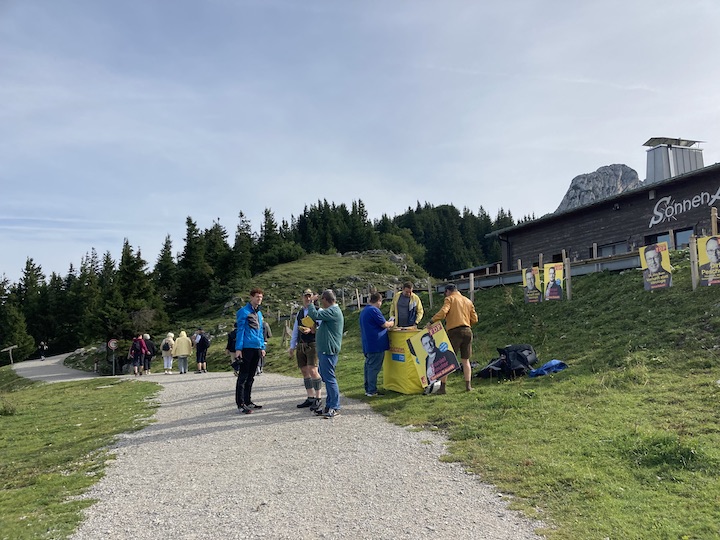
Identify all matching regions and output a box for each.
[3,0,720,284]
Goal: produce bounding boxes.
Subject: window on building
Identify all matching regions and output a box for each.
[674,228,693,248]
[645,232,671,246]
[596,241,628,258]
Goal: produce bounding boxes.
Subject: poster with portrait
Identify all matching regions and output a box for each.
[407,321,460,386]
[543,263,563,301]
[522,267,543,304]
[698,236,720,286]
[640,242,672,291]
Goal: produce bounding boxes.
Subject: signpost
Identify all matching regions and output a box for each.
[107,339,118,376]
[1,345,18,365]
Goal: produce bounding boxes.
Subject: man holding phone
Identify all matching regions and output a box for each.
[359,292,395,397]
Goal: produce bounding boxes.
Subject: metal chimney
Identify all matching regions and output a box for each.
[644,137,704,184]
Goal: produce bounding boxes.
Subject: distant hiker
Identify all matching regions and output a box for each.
[389,282,424,328]
[257,320,272,375]
[226,322,238,376]
[307,289,344,419]
[129,334,149,377]
[235,288,266,414]
[172,331,193,374]
[143,333,156,375]
[195,328,210,373]
[161,333,175,374]
[430,283,478,393]
[38,341,48,361]
[288,289,322,411]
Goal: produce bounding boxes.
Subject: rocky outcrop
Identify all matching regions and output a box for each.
[555,164,641,213]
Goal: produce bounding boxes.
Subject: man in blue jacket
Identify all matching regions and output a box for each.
[235,287,266,414]
[360,292,394,396]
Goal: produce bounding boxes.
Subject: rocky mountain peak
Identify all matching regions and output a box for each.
[555,164,641,213]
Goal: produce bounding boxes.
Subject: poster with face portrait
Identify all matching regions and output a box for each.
[640,242,672,291]
[698,236,720,286]
[543,263,563,301]
[522,267,543,303]
[407,321,460,386]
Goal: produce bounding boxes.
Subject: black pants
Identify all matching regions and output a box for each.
[235,348,262,407]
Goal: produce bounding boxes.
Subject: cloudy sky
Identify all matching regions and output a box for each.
[2,0,719,283]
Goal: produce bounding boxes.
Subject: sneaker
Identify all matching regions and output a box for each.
[247,402,262,410]
[238,405,253,414]
[297,398,314,408]
[323,408,340,419]
[309,398,322,412]
[314,407,329,416]
[365,392,377,397]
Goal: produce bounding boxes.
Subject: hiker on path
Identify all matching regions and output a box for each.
[194,328,210,373]
[129,334,149,377]
[38,341,48,361]
[172,331,193,374]
[227,323,238,376]
[307,289,344,419]
[142,334,156,375]
[160,333,175,374]
[289,288,323,411]
[235,288,266,414]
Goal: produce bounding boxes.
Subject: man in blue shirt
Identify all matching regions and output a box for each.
[359,292,395,397]
[235,288,266,414]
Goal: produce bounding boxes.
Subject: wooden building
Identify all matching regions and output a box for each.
[492,139,720,271]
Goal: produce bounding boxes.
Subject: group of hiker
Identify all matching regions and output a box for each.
[123,281,477,420]
[126,328,210,375]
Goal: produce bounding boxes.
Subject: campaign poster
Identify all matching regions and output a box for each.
[522,267,543,304]
[698,236,720,286]
[407,321,460,386]
[543,263,563,301]
[640,242,672,291]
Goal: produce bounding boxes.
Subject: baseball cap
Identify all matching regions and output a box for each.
[303,289,313,296]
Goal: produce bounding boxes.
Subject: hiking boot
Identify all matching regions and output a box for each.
[309,398,322,411]
[247,402,262,409]
[314,406,329,416]
[238,405,253,414]
[436,381,447,395]
[323,409,340,419]
[297,398,314,408]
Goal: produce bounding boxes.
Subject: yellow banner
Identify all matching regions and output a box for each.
[698,236,720,286]
[640,242,672,290]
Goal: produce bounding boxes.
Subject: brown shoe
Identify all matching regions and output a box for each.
[436,381,447,395]
[465,381,474,392]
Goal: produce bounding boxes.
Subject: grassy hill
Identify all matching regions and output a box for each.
[66,249,720,538]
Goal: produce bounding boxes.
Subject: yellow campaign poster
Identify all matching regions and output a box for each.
[543,263,563,301]
[640,242,672,291]
[407,321,460,386]
[522,267,542,304]
[383,329,426,394]
[698,236,720,286]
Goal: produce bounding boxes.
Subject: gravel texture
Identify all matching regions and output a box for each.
[69,371,545,540]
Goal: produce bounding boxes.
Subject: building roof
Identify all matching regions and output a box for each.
[489,161,720,238]
[643,137,702,148]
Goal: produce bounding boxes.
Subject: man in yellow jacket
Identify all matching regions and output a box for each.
[430,283,478,393]
[389,282,424,328]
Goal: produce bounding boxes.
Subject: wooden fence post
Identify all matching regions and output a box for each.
[690,235,699,291]
[713,208,718,235]
[564,257,572,301]
[469,272,475,302]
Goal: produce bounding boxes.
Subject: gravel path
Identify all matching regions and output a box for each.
[69,371,545,540]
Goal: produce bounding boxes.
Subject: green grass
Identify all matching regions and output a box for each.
[27,250,720,538]
[0,368,159,540]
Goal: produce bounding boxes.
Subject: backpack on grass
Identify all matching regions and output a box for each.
[475,344,538,379]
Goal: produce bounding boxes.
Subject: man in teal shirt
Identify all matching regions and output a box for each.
[307,289,344,418]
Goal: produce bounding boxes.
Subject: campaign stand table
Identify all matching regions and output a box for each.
[383,328,426,394]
